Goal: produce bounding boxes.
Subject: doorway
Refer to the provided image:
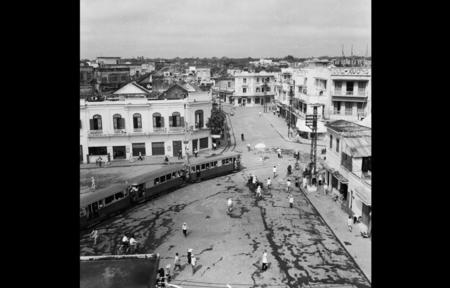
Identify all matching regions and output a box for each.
[80,145,83,163]
[193,139,198,151]
[173,141,182,157]
[113,146,126,159]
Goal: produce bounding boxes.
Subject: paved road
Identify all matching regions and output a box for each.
[80,106,370,288]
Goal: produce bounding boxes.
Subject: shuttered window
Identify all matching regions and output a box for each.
[153,113,164,128]
[133,113,142,129]
[113,114,125,129]
[199,137,208,149]
[90,115,102,130]
[152,142,165,155]
[88,146,107,155]
[132,143,146,156]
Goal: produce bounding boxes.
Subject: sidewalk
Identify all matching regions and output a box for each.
[301,186,371,282]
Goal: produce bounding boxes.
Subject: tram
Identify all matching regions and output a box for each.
[80,152,241,230]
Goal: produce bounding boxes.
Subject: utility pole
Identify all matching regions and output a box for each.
[288,81,294,137]
[305,105,319,182]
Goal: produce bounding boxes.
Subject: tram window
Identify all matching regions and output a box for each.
[154,178,159,185]
[201,164,206,170]
[105,195,115,205]
[222,159,225,165]
[98,200,104,209]
[160,175,166,183]
[206,163,210,169]
[191,166,196,172]
[172,172,177,178]
[166,173,172,180]
[115,192,124,200]
[196,165,200,171]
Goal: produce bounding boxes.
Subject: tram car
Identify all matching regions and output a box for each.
[80,152,241,230]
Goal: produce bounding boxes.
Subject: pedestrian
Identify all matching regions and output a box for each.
[277,148,282,158]
[122,234,129,253]
[347,215,353,232]
[241,133,244,141]
[164,156,169,164]
[318,174,323,186]
[138,152,143,161]
[288,194,294,208]
[191,254,197,274]
[266,177,271,192]
[252,174,257,186]
[302,177,307,189]
[182,222,188,237]
[287,165,292,176]
[256,185,262,199]
[129,235,138,253]
[273,165,277,178]
[213,142,217,150]
[194,148,198,157]
[165,264,172,282]
[247,143,251,151]
[261,251,268,271]
[178,150,182,160]
[90,229,98,245]
[259,111,262,117]
[187,248,192,264]
[98,156,103,167]
[173,252,182,271]
[287,179,292,192]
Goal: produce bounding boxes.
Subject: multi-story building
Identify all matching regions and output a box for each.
[232,71,275,106]
[80,82,212,164]
[95,65,131,93]
[322,120,371,229]
[329,67,371,122]
[97,57,121,66]
[212,76,234,103]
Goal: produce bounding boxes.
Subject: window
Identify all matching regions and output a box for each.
[160,175,166,183]
[199,137,208,149]
[346,82,354,95]
[152,142,165,155]
[88,146,107,155]
[357,103,364,114]
[255,97,260,104]
[153,113,164,128]
[133,113,142,129]
[195,110,204,128]
[120,75,127,81]
[243,78,247,84]
[358,81,367,95]
[154,178,159,185]
[266,77,270,82]
[362,157,372,173]
[191,166,195,173]
[166,174,172,180]
[206,163,210,169]
[256,87,260,93]
[228,82,231,88]
[336,138,340,152]
[341,152,353,171]
[345,102,353,115]
[201,164,206,170]
[132,143,146,156]
[243,88,247,93]
[105,195,115,205]
[256,77,260,82]
[265,86,270,92]
[196,165,201,171]
[334,81,342,94]
[170,112,182,127]
[113,114,125,129]
[90,115,102,130]
[330,135,333,149]
[115,192,124,200]
[333,102,341,114]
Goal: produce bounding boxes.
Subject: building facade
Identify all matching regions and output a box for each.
[80,82,212,164]
[322,120,371,228]
[232,71,275,106]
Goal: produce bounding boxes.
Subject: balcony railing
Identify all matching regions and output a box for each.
[168,126,185,133]
[133,128,143,133]
[152,127,166,133]
[333,90,368,97]
[114,129,126,134]
[88,130,103,136]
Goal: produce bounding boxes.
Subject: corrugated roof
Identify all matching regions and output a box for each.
[326,120,370,133]
[355,186,371,206]
[343,137,371,157]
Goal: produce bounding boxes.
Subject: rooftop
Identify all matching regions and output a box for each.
[326,119,371,134]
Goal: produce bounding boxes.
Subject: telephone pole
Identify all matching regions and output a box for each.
[305,105,319,181]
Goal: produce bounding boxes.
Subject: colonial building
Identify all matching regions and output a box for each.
[212,76,234,103]
[329,67,371,122]
[322,120,371,228]
[232,71,275,106]
[80,82,212,164]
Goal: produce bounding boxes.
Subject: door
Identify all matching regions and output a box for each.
[80,145,83,163]
[113,146,126,159]
[173,141,182,157]
[193,139,198,151]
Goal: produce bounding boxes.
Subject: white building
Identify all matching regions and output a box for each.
[80,82,212,164]
[322,120,371,227]
[232,71,276,106]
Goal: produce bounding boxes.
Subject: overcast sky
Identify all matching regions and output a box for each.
[81,0,370,59]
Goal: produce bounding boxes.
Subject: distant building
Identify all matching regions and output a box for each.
[323,120,371,227]
[95,65,131,93]
[80,82,212,164]
[80,65,94,85]
[232,71,275,106]
[97,57,121,66]
[212,76,234,102]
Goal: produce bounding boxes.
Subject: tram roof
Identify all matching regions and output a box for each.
[188,152,240,165]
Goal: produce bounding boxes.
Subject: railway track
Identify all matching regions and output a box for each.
[220,111,236,153]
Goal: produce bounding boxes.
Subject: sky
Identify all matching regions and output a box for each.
[80,0,371,59]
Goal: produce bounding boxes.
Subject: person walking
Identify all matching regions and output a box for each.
[121,234,129,253]
[273,165,277,178]
[138,152,143,161]
[165,264,172,282]
[256,185,262,199]
[164,156,169,164]
[347,215,353,232]
[182,223,188,237]
[288,194,294,208]
[90,229,98,246]
[261,251,268,271]
[191,254,197,275]
[259,111,262,117]
[247,143,251,152]
[227,197,233,213]
[286,179,292,192]
[187,248,192,264]
[302,176,307,189]
[178,150,182,160]
[241,133,244,141]
[194,148,198,157]
[213,142,217,150]
[174,252,182,271]
[266,177,271,192]
[277,148,282,158]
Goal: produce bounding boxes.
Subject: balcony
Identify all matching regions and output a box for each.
[168,126,185,133]
[114,129,127,135]
[88,130,103,136]
[152,127,166,133]
[333,90,369,97]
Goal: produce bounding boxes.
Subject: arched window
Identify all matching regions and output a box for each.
[169,112,183,127]
[113,114,125,130]
[133,113,142,129]
[153,112,164,128]
[195,110,204,128]
[90,114,102,130]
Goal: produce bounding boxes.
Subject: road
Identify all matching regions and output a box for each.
[80,105,370,288]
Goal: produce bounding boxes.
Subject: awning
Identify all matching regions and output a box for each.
[332,171,348,183]
[354,186,371,206]
[211,134,221,139]
[343,137,371,157]
[296,119,327,133]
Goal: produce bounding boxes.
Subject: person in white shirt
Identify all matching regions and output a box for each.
[129,237,138,253]
[287,179,291,192]
[266,177,271,191]
[191,255,197,275]
[256,185,262,199]
[227,198,233,213]
[273,166,277,178]
[259,111,262,117]
[302,177,307,189]
[247,143,251,151]
[252,175,257,185]
[182,223,188,237]
[174,252,181,271]
[90,229,98,245]
[347,215,353,232]
[287,194,294,208]
[261,251,268,271]
[277,148,282,158]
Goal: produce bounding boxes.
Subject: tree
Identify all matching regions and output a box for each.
[206,108,226,135]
